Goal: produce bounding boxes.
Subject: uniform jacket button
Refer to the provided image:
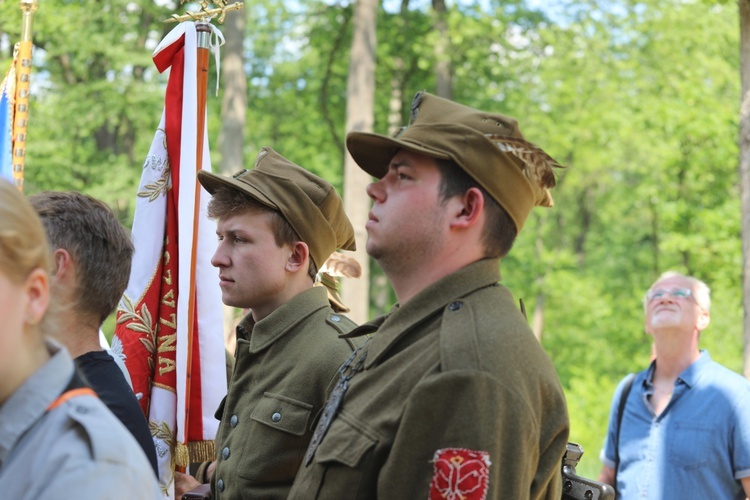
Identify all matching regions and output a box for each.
[217,479,225,492]
[230,414,238,427]
[222,447,230,459]
[448,301,463,311]
[272,412,282,422]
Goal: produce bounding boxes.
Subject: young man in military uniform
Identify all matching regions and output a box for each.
[289,92,570,499]
[177,147,359,499]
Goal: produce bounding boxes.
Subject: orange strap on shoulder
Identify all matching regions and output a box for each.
[46,388,97,412]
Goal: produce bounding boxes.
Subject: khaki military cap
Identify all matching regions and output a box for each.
[346,91,564,231]
[198,147,356,270]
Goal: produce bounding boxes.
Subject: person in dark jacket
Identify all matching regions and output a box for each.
[29,190,158,475]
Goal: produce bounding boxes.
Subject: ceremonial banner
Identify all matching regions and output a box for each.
[113,22,226,498]
[0,41,30,188]
[0,57,14,183]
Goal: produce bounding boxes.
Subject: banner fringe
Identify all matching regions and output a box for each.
[175,440,216,467]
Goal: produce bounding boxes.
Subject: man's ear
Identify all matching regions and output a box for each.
[285,242,310,273]
[52,248,73,281]
[697,309,710,332]
[449,187,485,229]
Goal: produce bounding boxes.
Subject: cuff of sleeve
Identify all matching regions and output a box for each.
[600,450,615,469]
[195,461,213,483]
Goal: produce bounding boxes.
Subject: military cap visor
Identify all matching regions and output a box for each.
[347,124,535,231]
[197,148,356,270]
[346,91,562,231]
[198,169,278,211]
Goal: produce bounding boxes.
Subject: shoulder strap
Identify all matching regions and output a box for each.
[46,369,96,412]
[439,300,480,372]
[46,388,97,411]
[5,369,97,470]
[613,373,636,491]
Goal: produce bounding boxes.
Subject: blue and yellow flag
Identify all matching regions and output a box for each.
[0,57,14,183]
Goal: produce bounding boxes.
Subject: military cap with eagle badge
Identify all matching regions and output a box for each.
[347,91,565,231]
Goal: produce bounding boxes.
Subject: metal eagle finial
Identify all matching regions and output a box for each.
[166,0,244,24]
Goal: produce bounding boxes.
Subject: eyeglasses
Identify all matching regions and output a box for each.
[645,287,696,304]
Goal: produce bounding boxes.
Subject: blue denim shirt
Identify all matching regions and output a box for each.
[600,351,750,500]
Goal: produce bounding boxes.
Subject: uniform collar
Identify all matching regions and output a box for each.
[358,258,502,369]
[238,286,330,353]
[0,339,74,466]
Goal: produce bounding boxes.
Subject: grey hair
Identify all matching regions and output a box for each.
[644,270,711,312]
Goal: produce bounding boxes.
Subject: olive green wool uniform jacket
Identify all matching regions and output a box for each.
[210,286,357,499]
[289,258,570,500]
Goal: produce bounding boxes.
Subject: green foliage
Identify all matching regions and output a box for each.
[1,0,175,226]
[500,0,741,477]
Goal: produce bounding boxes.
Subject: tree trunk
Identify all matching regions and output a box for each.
[739,0,750,378]
[341,0,378,325]
[387,0,410,135]
[219,9,247,346]
[387,58,404,134]
[432,0,452,99]
[219,8,247,175]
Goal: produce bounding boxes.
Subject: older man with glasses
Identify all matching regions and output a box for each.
[597,271,750,500]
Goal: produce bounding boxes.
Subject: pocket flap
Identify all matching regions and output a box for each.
[250,392,312,436]
[315,413,378,468]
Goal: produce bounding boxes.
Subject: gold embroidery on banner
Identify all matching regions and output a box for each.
[160,313,177,330]
[138,129,170,202]
[152,381,176,393]
[163,269,172,285]
[162,289,176,308]
[157,332,177,376]
[117,294,157,373]
[159,356,176,376]
[150,419,176,493]
[137,165,170,201]
[150,420,176,450]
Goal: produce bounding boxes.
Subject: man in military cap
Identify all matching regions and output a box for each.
[289,91,570,499]
[177,147,359,499]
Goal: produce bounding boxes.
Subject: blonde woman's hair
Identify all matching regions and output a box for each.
[0,180,53,332]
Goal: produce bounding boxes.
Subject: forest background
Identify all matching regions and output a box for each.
[0,0,742,479]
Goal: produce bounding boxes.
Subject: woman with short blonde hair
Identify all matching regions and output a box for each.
[0,180,161,499]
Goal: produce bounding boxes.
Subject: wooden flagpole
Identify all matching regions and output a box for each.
[166,0,243,473]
